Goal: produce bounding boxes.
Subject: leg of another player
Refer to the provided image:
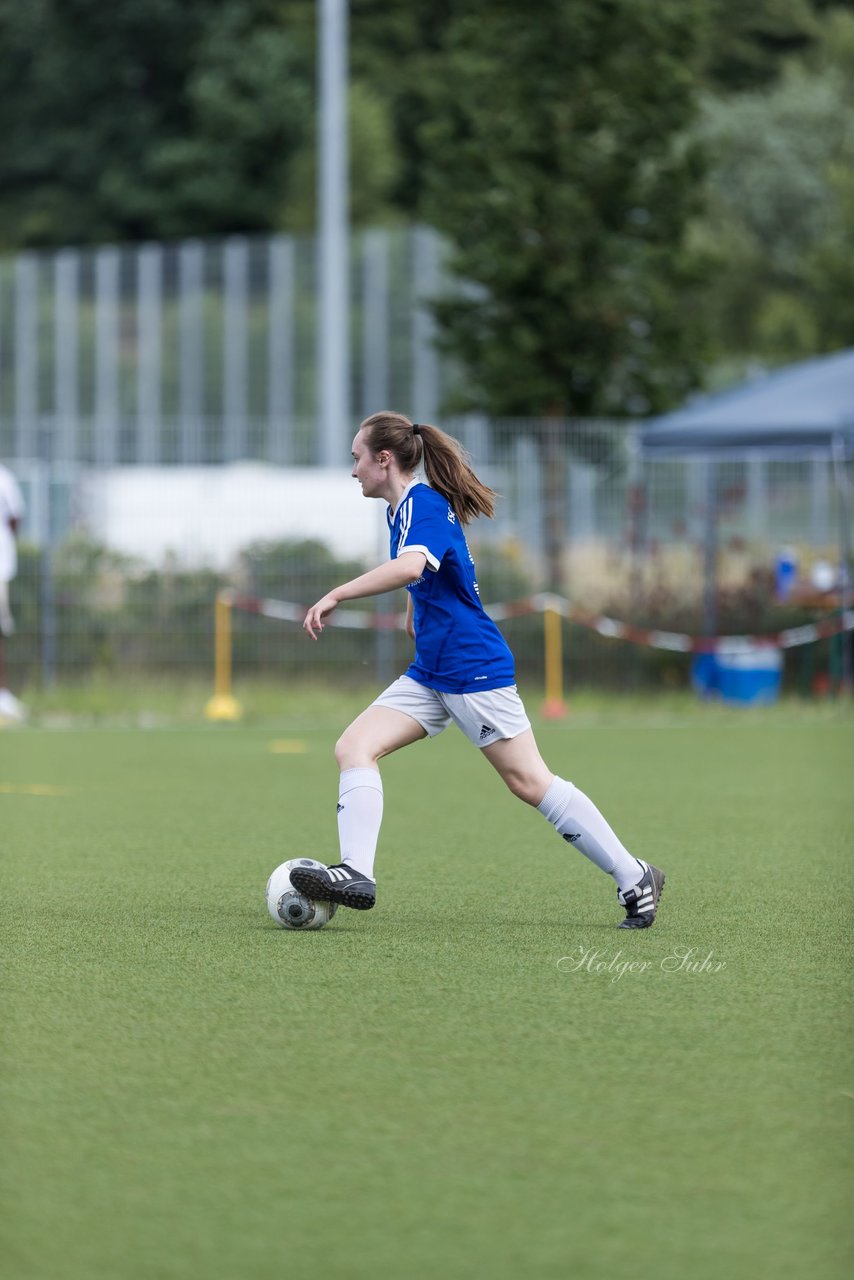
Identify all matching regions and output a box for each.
[332,705,427,880]
[481,730,643,892]
[0,630,24,721]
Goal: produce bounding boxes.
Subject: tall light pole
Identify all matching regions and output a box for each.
[318,0,349,465]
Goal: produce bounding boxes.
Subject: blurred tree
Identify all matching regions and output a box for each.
[698,0,821,90]
[690,6,854,377]
[417,0,710,420]
[0,0,840,249]
[142,1,315,238]
[282,79,403,232]
[151,1,403,235]
[0,0,404,245]
[1,0,845,414]
[0,0,215,245]
[804,162,854,352]
[411,0,713,589]
[349,0,456,218]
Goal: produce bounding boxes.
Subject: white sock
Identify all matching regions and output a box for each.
[537,776,643,891]
[337,768,383,880]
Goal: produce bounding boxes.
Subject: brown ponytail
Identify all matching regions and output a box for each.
[360,411,497,524]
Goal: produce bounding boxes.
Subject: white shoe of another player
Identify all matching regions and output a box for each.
[0,688,26,723]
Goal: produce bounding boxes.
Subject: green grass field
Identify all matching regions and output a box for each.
[2,692,852,1280]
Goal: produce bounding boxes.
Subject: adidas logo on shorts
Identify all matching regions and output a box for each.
[479,724,495,741]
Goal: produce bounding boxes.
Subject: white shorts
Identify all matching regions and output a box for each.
[372,675,531,748]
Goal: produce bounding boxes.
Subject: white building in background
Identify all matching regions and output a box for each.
[78,465,387,568]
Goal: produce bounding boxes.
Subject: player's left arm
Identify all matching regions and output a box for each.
[303,551,426,639]
[405,591,415,641]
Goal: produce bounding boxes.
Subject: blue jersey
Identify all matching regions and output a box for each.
[388,481,516,693]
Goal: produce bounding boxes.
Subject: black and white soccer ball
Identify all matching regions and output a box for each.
[265,858,338,930]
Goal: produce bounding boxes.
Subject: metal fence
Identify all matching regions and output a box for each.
[0,226,445,467]
[0,230,849,696]
[4,420,848,695]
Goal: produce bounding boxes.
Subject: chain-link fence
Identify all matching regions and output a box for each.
[4,418,849,696]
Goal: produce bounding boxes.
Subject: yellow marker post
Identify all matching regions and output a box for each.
[205,591,243,721]
[541,598,568,719]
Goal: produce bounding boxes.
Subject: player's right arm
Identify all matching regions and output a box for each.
[303,551,426,640]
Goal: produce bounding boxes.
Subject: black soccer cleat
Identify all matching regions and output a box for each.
[617,861,666,929]
[290,862,377,911]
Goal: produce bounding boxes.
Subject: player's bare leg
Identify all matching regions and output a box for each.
[0,624,25,723]
[335,704,427,770]
[481,729,553,804]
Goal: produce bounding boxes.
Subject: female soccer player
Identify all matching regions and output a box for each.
[291,412,664,928]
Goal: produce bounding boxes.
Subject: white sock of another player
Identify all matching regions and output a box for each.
[537,776,643,892]
[337,767,383,880]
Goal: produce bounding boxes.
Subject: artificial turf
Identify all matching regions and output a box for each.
[2,699,851,1279]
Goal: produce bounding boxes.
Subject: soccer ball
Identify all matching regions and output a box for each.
[265,858,338,930]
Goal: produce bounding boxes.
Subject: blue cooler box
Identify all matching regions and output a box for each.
[691,645,782,705]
